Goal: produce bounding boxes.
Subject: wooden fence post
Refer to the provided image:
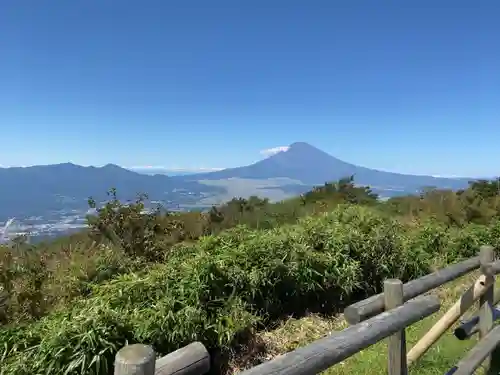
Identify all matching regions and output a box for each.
[114,344,156,375]
[479,245,500,374]
[384,279,408,375]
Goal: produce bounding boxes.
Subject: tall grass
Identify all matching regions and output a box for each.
[2,205,499,375]
[2,179,499,327]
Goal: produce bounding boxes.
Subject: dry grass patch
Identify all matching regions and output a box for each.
[261,314,346,355]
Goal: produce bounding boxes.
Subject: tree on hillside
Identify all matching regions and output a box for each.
[86,189,165,260]
[304,175,378,205]
[467,178,500,199]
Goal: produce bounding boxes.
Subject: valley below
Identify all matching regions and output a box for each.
[0,142,473,242]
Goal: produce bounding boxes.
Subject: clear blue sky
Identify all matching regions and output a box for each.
[1,1,498,177]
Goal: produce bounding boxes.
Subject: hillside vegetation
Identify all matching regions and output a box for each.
[1,176,500,374]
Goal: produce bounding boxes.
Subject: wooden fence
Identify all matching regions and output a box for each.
[113,245,500,375]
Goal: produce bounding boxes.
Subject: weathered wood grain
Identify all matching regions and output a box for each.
[384,279,407,375]
[344,256,481,325]
[155,342,210,375]
[115,344,156,375]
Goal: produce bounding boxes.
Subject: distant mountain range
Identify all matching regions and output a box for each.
[127,167,218,176]
[0,142,478,234]
[178,142,471,190]
[0,163,224,222]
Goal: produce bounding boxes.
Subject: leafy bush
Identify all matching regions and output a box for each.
[2,176,500,374]
[1,205,453,375]
[0,238,139,326]
[87,189,168,261]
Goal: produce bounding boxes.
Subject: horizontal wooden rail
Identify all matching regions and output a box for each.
[114,342,210,375]
[155,342,210,375]
[344,256,481,324]
[238,295,440,375]
[447,325,500,375]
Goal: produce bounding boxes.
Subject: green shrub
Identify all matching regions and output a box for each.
[87,189,166,261]
[0,240,135,326]
[2,203,500,375]
[447,222,498,260]
[1,205,437,375]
